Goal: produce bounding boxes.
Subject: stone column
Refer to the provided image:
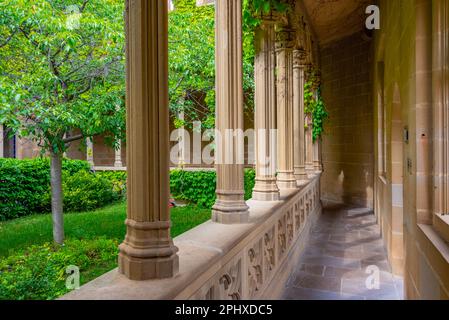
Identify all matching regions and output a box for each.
[305,113,314,174]
[0,125,4,158]
[86,138,94,166]
[212,0,249,224]
[275,26,297,189]
[433,0,449,215]
[313,139,320,172]
[114,141,123,168]
[118,0,179,280]
[252,19,280,201]
[305,66,314,175]
[293,49,308,181]
[318,139,323,172]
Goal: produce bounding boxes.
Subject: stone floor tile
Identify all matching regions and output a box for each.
[281,205,404,300]
[298,264,325,276]
[302,255,361,269]
[324,266,395,284]
[293,272,341,293]
[341,278,399,300]
[283,286,365,300]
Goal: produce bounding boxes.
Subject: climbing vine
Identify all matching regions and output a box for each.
[304,69,329,142]
[242,0,291,28]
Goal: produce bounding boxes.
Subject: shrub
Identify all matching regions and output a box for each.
[62,171,118,212]
[96,171,127,200]
[244,168,256,201]
[0,238,118,300]
[170,170,217,208]
[170,168,256,208]
[0,158,90,221]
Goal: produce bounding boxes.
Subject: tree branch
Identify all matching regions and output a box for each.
[0,29,17,48]
[63,134,84,143]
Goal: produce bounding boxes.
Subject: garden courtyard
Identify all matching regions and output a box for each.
[1,0,449,301]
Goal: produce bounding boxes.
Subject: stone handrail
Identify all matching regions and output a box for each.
[62,174,321,300]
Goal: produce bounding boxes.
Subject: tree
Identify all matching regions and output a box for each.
[169,0,255,130]
[0,0,125,244]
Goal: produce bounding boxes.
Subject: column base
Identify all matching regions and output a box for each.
[252,190,280,201]
[212,200,249,224]
[277,171,297,189]
[305,164,315,175]
[294,166,308,181]
[114,161,123,168]
[118,249,179,280]
[252,178,280,201]
[118,219,179,280]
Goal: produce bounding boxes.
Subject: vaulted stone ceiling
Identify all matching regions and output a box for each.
[302,0,371,46]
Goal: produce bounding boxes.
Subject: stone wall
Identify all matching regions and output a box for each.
[373,0,449,298]
[320,33,374,209]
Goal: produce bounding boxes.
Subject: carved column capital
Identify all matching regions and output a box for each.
[275,26,294,51]
[293,48,307,69]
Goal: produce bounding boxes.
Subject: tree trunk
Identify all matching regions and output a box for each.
[50,151,64,245]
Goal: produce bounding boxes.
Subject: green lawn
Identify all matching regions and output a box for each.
[0,203,211,300]
[0,202,211,258]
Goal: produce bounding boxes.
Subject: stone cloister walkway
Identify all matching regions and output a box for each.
[282,204,404,300]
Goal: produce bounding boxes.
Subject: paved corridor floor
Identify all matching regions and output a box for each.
[282,204,404,300]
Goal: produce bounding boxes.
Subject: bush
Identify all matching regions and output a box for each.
[170,170,217,208]
[0,157,255,220]
[95,169,256,209]
[244,169,256,201]
[0,238,118,300]
[0,158,90,221]
[96,171,127,200]
[170,168,256,208]
[62,171,118,212]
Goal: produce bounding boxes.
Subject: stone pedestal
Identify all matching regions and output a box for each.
[118,0,179,280]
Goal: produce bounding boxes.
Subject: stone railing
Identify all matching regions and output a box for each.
[62,174,321,300]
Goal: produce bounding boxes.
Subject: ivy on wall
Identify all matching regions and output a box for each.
[242,0,290,28]
[304,69,329,142]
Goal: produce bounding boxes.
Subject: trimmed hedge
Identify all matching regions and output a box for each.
[0,158,256,221]
[96,169,257,209]
[0,158,91,221]
[170,169,256,208]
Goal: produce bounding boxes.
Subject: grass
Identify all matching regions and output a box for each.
[0,202,211,300]
[0,202,211,258]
